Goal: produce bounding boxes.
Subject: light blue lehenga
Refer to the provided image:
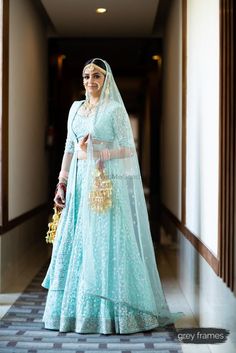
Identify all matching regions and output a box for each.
[41,59,184,334]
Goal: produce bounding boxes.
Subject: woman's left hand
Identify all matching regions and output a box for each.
[79,134,89,152]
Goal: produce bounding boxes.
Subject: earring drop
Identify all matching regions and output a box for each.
[105,81,110,98]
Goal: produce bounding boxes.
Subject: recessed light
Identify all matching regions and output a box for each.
[96,8,107,14]
[152,55,161,61]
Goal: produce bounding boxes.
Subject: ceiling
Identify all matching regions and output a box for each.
[40,0,161,37]
[37,0,170,113]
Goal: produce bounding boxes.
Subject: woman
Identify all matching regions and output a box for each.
[41,58,184,334]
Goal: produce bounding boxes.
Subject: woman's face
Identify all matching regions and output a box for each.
[83,68,105,97]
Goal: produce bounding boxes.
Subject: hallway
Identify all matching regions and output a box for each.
[1,236,236,352]
[0,245,186,353]
[0,0,236,352]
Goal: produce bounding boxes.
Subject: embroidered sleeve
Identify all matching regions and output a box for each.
[64,101,78,153]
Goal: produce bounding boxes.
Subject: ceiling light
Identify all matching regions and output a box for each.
[152,55,161,61]
[96,8,107,14]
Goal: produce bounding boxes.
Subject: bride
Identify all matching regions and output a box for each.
[41,58,184,334]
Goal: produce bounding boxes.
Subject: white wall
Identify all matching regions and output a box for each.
[0,0,49,292]
[161,2,236,350]
[161,0,220,256]
[161,0,182,220]
[0,211,50,292]
[8,0,48,219]
[177,232,236,353]
[186,0,220,256]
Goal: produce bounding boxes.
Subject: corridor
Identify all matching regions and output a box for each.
[0,245,188,353]
[0,0,236,353]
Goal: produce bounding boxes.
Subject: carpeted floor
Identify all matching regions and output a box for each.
[0,263,183,353]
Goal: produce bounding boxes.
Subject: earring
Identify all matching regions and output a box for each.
[105,80,110,98]
[85,90,89,101]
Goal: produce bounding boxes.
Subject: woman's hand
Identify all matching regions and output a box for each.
[79,134,89,152]
[96,158,104,172]
[54,183,66,208]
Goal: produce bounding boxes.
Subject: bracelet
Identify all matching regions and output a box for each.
[58,176,68,184]
[100,148,111,161]
[55,182,67,195]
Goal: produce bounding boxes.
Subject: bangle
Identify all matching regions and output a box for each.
[55,182,67,195]
[58,176,68,184]
[100,148,111,161]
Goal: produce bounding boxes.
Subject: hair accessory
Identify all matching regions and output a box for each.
[83,63,106,75]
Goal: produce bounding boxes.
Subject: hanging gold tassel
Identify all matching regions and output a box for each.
[45,206,62,244]
[89,166,112,212]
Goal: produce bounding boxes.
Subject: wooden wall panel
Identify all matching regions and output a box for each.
[219,0,235,291]
[182,0,187,225]
[1,0,9,227]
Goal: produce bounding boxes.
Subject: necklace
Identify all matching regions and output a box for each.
[81,100,98,117]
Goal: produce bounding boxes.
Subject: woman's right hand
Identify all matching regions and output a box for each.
[54,183,66,208]
[79,133,89,152]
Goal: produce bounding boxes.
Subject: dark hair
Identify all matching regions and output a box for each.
[84,58,106,71]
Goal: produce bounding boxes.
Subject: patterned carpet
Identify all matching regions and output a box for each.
[0,263,183,353]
